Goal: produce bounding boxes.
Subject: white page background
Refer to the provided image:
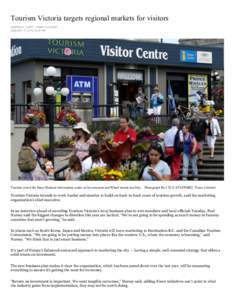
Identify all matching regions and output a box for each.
[0,0,231,299]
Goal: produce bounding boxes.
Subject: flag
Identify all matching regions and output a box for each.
[168,81,176,113]
[168,80,174,98]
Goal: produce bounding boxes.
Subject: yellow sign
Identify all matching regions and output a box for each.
[188,74,208,103]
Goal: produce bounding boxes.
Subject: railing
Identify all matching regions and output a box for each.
[146,114,172,127]
[11,103,171,126]
[11,104,63,124]
[11,104,123,124]
[11,104,223,128]
[54,164,69,180]
[93,104,123,118]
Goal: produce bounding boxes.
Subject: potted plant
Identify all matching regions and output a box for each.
[56,109,81,127]
[23,110,46,127]
[55,135,74,148]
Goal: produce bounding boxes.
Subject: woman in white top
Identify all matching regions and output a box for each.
[205,113,222,159]
[139,143,171,181]
[60,122,97,162]
[82,144,106,173]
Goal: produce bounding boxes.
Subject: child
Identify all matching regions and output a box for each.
[82,144,106,174]
[44,152,54,180]
[65,155,82,180]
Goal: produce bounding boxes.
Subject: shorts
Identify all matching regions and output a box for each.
[207,136,216,149]
[153,105,162,115]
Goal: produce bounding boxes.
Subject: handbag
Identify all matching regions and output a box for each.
[190,140,201,154]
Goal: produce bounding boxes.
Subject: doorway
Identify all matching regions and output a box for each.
[118,81,143,102]
[118,81,143,115]
[116,69,145,115]
[167,73,188,108]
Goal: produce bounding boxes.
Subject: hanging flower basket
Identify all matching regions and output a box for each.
[56,110,81,127]
[23,111,46,127]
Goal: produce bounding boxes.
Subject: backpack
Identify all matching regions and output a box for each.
[18,146,37,172]
[174,129,183,154]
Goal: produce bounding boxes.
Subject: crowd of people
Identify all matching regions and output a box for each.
[163,114,221,180]
[17,111,222,181]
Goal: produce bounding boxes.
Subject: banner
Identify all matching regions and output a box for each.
[188,74,208,103]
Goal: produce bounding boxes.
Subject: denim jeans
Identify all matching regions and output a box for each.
[128,105,136,120]
[136,107,144,118]
[182,152,198,178]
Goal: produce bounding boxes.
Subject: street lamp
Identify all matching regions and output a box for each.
[33,87,43,97]
[60,87,70,97]
[45,86,55,96]
[33,66,69,166]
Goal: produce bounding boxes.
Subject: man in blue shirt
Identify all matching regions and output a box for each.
[150,84,164,115]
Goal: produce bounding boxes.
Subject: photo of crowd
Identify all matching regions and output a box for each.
[11,39,224,181]
[17,92,223,181]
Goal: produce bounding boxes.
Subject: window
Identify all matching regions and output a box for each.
[11,84,15,120]
[117,70,144,81]
[44,67,61,77]
[23,81,32,106]
[167,73,188,107]
[11,84,15,105]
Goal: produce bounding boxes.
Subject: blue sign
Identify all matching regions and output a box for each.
[66,75,94,95]
[66,75,99,117]
[180,50,197,63]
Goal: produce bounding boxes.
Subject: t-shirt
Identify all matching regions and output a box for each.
[141,160,171,181]
[65,168,81,180]
[113,127,137,144]
[135,93,146,108]
[150,92,164,108]
[164,126,178,147]
[82,157,106,174]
